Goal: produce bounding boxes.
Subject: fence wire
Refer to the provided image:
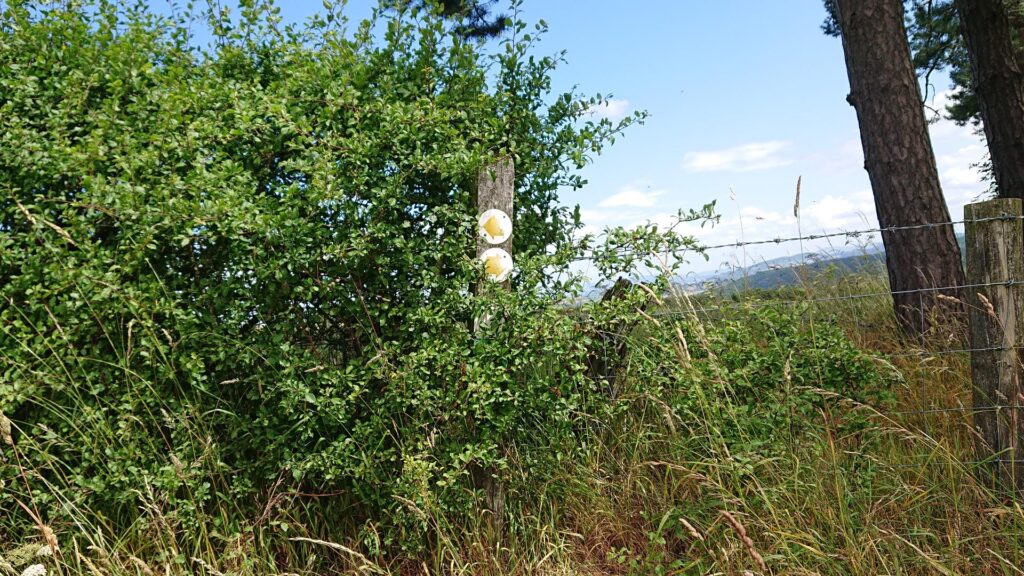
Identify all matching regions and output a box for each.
[878,459,1024,470]
[887,405,1019,416]
[577,213,1023,259]
[698,214,1022,252]
[585,212,1024,252]
[649,278,1021,318]
[575,212,1024,477]
[885,345,1017,358]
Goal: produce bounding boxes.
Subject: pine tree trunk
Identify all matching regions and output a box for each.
[834,0,966,339]
[957,0,1024,203]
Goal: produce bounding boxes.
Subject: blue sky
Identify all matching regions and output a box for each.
[172,0,989,275]
[514,1,987,275]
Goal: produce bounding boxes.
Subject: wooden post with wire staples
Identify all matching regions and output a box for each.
[965,198,1024,493]
[471,156,514,529]
[475,157,514,274]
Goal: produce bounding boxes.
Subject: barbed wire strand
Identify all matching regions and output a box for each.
[698,214,1019,251]
[886,405,1019,416]
[875,459,1024,470]
[884,345,1018,358]
[641,278,1021,319]
[573,214,1024,263]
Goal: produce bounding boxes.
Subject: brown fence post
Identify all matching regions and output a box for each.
[965,198,1024,492]
[475,157,514,274]
[471,156,514,528]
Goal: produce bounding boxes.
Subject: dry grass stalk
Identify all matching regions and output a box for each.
[287,537,386,575]
[793,175,802,218]
[977,292,999,324]
[191,557,225,576]
[14,201,76,246]
[0,556,15,576]
[678,517,705,543]
[128,556,154,576]
[720,510,767,572]
[0,410,12,447]
[674,324,691,364]
[38,527,56,556]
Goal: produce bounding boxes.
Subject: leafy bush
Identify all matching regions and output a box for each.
[729,305,889,434]
[0,0,642,547]
[611,299,891,464]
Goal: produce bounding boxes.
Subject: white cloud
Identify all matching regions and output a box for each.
[929,120,964,140]
[937,144,986,186]
[942,166,982,188]
[740,205,789,223]
[924,88,970,126]
[598,187,664,208]
[585,98,631,121]
[628,212,704,234]
[925,88,957,122]
[935,143,990,216]
[925,88,984,141]
[807,138,864,174]
[682,141,793,173]
[577,208,605,224]
[574,207,644,237]
[575,209,609,237]
[802,190,876,230]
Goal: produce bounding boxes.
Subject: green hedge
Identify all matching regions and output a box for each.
[0,0,636,544]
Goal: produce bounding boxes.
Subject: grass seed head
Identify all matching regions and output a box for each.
[1,410,12,446]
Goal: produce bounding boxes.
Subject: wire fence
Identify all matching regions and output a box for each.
[577,213,1024,257]
[570,214,1024,299]
[578,211,1024,479]
[697,213,1022,252]
[880,459,1024,470]
[888,405,1016,416]
[650,278,1021,317]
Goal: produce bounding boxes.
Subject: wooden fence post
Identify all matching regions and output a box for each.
[475,157,514,273]
[471,156,514,527]
[965,198,1024,492]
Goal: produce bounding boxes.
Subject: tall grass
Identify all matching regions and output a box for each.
[3,264,1024,575]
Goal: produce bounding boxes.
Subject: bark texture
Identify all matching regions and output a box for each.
[957,0,1024,203]
[965,198,1024,492]
[835,0,966,338]
[474,157,515,260]
[471,157,514,529]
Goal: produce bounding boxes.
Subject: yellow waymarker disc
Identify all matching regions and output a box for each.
[485,254,504,276]
[483,215,504,238]
[477,209,512,244]
[480,247,513,282]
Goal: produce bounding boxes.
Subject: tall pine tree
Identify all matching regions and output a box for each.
[955,0,1024,204]
[825,0,966,339]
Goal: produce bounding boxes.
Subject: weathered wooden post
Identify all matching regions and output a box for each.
[472,156,514,526]
[965,198,1024,492]
[475,157,514,285]
[584,278,653,399]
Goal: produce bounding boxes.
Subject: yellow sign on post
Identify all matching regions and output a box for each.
[472,157,514,530]
[480,247,513,282]
[478,209,513,245]
[475,158,514,288]
[477,208,513,282]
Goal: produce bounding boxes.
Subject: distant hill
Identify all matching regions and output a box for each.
[710,251,886,293]
[583,233,965,299]
[682,232,965,294]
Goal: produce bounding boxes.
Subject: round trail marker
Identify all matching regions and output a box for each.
[478,209,512,245]
[480,247,513,282]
